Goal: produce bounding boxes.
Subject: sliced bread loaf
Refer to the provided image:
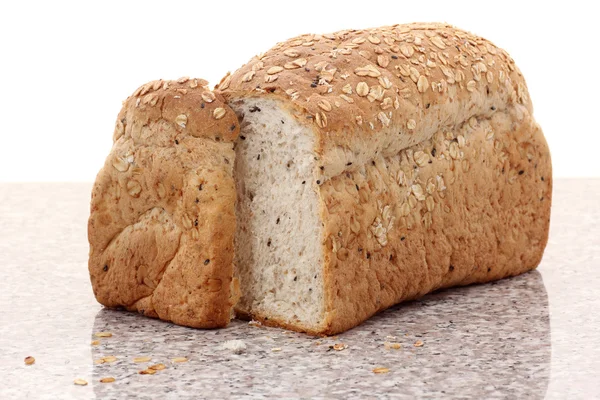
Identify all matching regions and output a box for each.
[219,22,552,334]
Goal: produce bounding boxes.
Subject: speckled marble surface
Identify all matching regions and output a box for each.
[0,180,598,399]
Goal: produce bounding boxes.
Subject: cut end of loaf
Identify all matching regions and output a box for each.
[231,98,326,331]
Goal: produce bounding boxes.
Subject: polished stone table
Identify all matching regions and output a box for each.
[0,180,598,399]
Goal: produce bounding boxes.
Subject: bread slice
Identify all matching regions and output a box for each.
[219,22,552,334]
[88,78,240,328]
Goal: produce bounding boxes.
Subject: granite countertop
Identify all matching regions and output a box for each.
[0,180,598,399]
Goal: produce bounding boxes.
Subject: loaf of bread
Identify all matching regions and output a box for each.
[88,23,552,335]
[218,22,552,334]
[88,78,240,328]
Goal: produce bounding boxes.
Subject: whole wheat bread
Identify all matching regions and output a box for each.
[88,23,552,334]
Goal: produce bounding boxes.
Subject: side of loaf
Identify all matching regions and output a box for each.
[220,22,552,334]
[88,78,240,328]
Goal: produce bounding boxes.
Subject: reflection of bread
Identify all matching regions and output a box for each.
[88,23,552,334]
[220,22,551,334]
[88,78,240,328]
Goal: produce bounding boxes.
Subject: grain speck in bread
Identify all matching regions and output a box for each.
[88,78,240,328]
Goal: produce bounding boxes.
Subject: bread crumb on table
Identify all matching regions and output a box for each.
[221,339,247,354]
[332,343,348,351]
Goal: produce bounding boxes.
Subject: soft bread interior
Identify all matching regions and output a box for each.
[232,98,325,330]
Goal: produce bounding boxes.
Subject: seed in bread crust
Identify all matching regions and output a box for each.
[283,49,299,57]
[377,55,389,68]
[127,180,142,198]
[367,35,381,44]
[317,100,332,112]
[431,36,446,49]
[112,157,129,172]
[417,75,429,93]
[354,65,381,78]
[378,112,391,127]
[407,119,416,130]
[242,71,255,82]
[315,112,328,128]
[400,44,414,58]
[356,82,369,97]
[201,92,216,103]
[213,108,226,120]
[267,66,284,75]
[175,114,187,128]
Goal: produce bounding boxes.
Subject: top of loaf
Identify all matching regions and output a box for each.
[218,22,533,181]
[115,77,239,146]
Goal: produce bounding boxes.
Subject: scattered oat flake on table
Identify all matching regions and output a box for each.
[414,340,424,347]
[271,347,282,352]
[172,357,188,363]
[24,356,35,365]
[373,367,390,374]
[74,378,88,386]
[133,356,152,363]
[149,364,166,371]
[100,377,115,383]
[139,369,156,375]
[91,340,100,346]
[384,342,402,350]
[94,332,112,338]
[332,343,348,351]
[94,356,117,364]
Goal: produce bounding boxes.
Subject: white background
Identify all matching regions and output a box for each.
[0,0,597,181]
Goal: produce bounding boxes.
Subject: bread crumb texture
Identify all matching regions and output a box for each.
[88,78,240,329]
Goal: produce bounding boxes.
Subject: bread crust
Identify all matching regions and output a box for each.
[318,107,551,334]
[221,23,552,334]
[219,23,532,183]
[88,78,240,328]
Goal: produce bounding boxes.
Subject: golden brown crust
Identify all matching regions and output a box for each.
[220,23,551,335]
[219,23,531,182]
[88,78,239,328]
[318,107,551,335]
